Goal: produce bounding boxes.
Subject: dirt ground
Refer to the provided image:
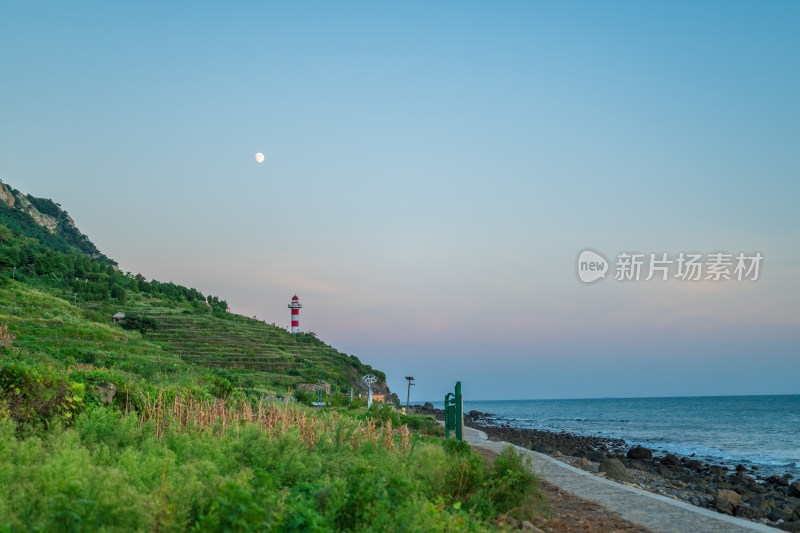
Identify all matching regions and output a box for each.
[474,447,652,533]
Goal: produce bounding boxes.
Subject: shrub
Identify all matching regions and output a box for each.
[470,447,545,519]
[400,413,443,436]
[0,362,85,424]
[200,374,234,399]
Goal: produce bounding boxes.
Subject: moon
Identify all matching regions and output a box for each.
[255,152,264,163]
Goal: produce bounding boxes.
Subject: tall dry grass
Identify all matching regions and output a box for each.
[134,393,412,452]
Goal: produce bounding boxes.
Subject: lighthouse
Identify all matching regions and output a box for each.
[288,295,302,334]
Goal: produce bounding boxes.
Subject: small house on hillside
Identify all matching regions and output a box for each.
[112,312,125,323]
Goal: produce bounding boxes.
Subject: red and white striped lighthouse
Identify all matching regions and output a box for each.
[288,295,302,334]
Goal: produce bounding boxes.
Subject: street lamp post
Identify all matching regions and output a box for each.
[405,376,415,408]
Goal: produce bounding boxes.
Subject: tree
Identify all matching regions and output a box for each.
[121,315,158,337]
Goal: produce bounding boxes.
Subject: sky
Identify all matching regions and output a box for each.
[1,2,798,401]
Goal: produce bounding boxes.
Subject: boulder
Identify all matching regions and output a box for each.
[768,507,791,522]
[747,494,769,512]
[790,481,800,498]
[627,446,653,460]
[660,454,682,467]
[599,458,630,483]
[685,459,703,471]
[92,382,117,405]
[628,461,647,471]
[589,450,607,463]
[734,503,758,519]
[716,489,741,515]
[768,475,790,487]
[422,402,435,410]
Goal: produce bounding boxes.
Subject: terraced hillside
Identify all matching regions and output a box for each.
[120,298,387,398]
[0,180,389,400]
[0,281,189,387]
[2,281,388,399]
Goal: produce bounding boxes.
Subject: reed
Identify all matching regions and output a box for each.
[133,394,414,453]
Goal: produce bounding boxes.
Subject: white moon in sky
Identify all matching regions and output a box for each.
[255,152,264,163]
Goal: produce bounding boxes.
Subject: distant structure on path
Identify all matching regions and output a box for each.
[288,294,302,334]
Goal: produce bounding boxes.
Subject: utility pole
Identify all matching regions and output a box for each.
[405,376,415,408]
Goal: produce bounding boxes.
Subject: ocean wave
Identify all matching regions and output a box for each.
[629,441,800,469]
[498,420,800,474]
[508,417,629,424]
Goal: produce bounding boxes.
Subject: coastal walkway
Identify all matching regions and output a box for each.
[462,425,779,533]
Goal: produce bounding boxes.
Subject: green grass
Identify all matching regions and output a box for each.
[0,278,384,398]
[0,396,544,532]
[1,281,182,369]
[117,295,385,396]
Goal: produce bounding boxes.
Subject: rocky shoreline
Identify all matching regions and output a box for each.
[408,403,800,532]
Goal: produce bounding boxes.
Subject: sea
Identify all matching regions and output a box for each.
[438,395,800,479]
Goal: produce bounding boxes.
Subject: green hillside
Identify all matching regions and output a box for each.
[0,181,388,399]
[0,279,540,532]
[120,300,385,397]
[0,277,386,400]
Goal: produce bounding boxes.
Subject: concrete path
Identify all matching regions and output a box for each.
[462,425,779,533]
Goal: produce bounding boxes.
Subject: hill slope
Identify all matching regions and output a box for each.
[0,180,110,261]
[0,180,390,399]
[122,299,386,396]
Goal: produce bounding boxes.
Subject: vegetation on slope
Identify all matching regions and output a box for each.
[0,394,543,532]
[0,182,545,530]
[0,181,110,261]
[0,283,544,530]
[0,218,384,396]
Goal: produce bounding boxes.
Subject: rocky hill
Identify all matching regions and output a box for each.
[0,180,111,262]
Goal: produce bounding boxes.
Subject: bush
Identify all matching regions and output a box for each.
[470,447,545,519]
[120,315,157,337]
[371,403,401,427]
[200,374,233,399]
[0,403,539,531]
[292,389,314,405]
[400,413,443,436]
[0,362,85,424]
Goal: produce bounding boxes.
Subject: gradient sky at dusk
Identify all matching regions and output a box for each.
[2,2,798,400]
